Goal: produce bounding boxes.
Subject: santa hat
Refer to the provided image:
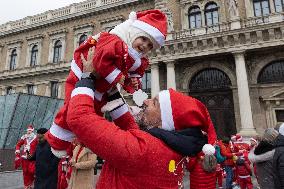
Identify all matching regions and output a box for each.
[231,134,243,142]
[110,10,167,49]
[27,125,34,132]
[158,89,217,154]
[249,137,257,144]
[130,10,167,47]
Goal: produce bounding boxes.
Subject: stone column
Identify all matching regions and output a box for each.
[166,61,176,90]
[233,51,257,136]
[269,0,276,13]
[151,63,160,97]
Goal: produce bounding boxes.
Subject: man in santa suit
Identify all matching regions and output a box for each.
[65,72,217,188]
[15,125,38,189]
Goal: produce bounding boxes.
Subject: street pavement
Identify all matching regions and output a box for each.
[0,170,259,189]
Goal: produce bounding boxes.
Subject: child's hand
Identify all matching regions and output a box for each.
[81,47,96,73]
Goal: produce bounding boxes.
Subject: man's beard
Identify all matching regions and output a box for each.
[135,113,161,131]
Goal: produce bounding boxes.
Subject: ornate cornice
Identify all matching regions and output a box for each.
[0,0,151,37]
[26,34,45,41]
[0,62,70,80]
[151,19,284,62]
[48,29,68,36]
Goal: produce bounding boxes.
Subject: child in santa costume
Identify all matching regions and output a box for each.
[45,9,168,157]
[235,158,253,189]
[15,125,37,189]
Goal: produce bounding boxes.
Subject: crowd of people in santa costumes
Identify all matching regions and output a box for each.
[12,7,284,189]
[15,125,38,189]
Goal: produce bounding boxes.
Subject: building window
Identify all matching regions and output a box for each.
[6,87,12,95]
[276,110,284,122]
[27,85,34,95]
[142,71,151,93]
[51,81,59,98]
[188,6,202,29]
[10,49,17,70]
[257,60,284,84]
[275,0,284,12]
[205,2,219,26]
[30,45,38,67]
[53,40,62,63]
[253,0,270,16]
[79,34,87,45]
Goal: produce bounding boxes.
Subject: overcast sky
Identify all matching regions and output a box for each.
[0,0,86,25]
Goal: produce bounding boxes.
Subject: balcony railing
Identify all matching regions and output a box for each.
[170,13,284,41]
[0,0,127,34]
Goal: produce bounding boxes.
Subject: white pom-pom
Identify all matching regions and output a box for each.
[133,89,148,107]
[202,144,215,155]
[129,11,137,21]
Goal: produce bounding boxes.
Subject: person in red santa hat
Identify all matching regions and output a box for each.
[63,56,217,189]
[15,125,38,189]
[45,9,168,158]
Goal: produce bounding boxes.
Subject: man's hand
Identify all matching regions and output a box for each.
[81,47,96,73]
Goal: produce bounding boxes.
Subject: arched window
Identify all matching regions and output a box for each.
[188,6,202,29]
[253,0,270,16]
[189,68,231,91]
[258,61,284,84]
[10,49,17,70]
[275,0,284,12]
[205,2,219,26]
[79,34,87,45]
[53,40,62,63]
[30,45,38,67]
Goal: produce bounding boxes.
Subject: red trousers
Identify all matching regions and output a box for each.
[216,170,223,187]
[21,159,35,187]
[239,177,253,189]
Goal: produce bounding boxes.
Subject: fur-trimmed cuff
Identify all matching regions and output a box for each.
[101,98,125,113]
[109,104,129,120]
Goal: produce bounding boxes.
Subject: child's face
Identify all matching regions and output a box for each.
[132,36,153,54]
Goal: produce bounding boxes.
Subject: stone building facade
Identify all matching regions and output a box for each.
[0,0,284,138]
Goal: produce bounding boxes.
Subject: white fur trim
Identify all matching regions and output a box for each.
[94,90,103,101]
[202,144,215,155]
[51,147,67,158]
[159,90,174,131]
[15,150,20,154]
[71,59,82,79]
[279,123,284,136]
[132,20,165,46]
[50,122,75,142]
[92,33,101,41]
[101,99,124,113]
[128,74,141,78]
[128,47,142,60]
[105,68,121,84]
[129,11,137,21]
[71,87,95,100]
[129,59,141,72]
[109,104,128,120]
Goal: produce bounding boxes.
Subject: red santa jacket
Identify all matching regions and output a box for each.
[66,89,184,189]
[187,156,216,189]
[15,133,38,159]
[236,161,251,177]
[220,142,235,166]
[46,32,149,152]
